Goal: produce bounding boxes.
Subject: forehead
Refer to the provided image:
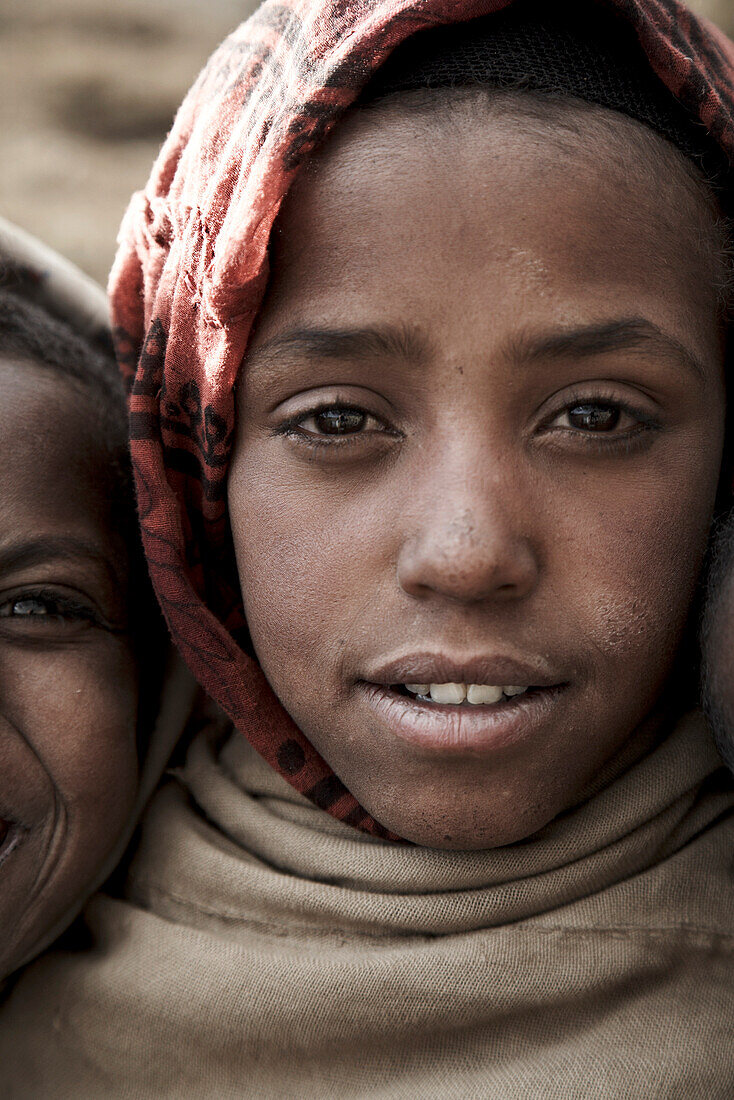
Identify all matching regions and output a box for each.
[260,100,719,365]
[0,357,114,538]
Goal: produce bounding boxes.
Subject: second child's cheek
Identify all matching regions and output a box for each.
[0,732,53,826]
[0,644,138,799]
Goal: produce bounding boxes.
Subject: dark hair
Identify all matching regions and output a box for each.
[0,260,130,503]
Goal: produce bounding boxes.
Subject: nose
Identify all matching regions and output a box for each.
[396,456,539,605]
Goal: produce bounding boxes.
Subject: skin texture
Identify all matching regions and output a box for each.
[0,360,138,976]
[228,95,727,849]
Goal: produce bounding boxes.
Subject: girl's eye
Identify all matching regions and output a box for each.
[550,400,651,437]
[311,408,368,435]
[563,403,622,432]
[284,404,387,439]
[542,394,660,453]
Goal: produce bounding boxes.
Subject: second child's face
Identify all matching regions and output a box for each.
[229,102,726,848]
[0,362,138,976]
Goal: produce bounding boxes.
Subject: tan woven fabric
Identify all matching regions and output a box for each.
[1,706,733,1098]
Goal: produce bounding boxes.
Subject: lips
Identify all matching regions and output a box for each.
[359,680,567,753]
[358,650,569,753]
[363,651,565,691]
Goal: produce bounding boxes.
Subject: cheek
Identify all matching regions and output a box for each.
[230,464,391,678]
[552,454,717,681]
[0,733,54,827]
[0,641,139,976]
[0,642,139,822]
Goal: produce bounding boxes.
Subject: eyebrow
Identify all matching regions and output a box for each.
[245,316,708,386]
[0,536,119,584]
[245,323,429,372]
[506,317,708,385]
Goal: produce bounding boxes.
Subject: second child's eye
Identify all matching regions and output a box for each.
[3,597,53,618]
[0,592,99,627]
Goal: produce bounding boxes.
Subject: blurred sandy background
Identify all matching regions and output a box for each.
[2,0,732,285]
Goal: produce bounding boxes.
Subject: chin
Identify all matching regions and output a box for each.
[372,800,558,850]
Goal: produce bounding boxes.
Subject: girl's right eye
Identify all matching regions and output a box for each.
[306,408,369,435]
[280,404,389,441]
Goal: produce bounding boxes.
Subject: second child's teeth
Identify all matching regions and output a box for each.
[403,683,530,703]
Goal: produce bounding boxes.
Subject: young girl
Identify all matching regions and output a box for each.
[2,2,733,1096]
[0,220,196,984]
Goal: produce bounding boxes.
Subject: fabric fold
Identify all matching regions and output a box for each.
[1,707,732,1097]
[125,709,733,936]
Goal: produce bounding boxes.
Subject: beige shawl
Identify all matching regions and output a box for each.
[1,706,733,1098]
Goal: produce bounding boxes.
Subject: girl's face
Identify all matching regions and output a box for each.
[0,361,138,976]
[229,101,726,849]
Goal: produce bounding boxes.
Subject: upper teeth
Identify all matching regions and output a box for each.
[404,683,528,704]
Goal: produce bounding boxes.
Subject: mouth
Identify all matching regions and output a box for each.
[392,682,535,704]
[359,682,567,752]
[358,653,569,753]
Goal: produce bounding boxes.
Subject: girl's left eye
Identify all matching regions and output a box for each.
[548,399,654,437]
[561,403,621,432]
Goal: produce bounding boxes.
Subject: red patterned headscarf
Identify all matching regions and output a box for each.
[110,0,734,837]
